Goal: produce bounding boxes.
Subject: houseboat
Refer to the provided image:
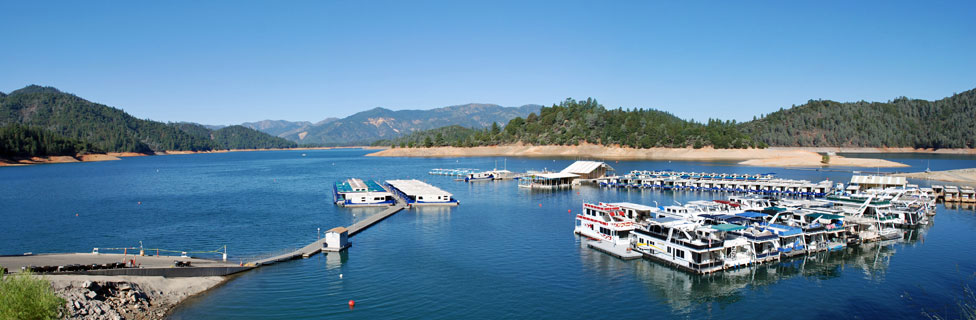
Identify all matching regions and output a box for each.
[385,179,459,206]
[333,179,395,207]
[631,217,737,274]
[574,203,635,246]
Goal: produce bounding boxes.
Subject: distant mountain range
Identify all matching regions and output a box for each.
[231,104,541,146]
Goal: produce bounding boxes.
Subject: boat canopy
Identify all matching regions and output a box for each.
[711,224,747,232]
[737,211,769,219]
[805,212,844,220]
[764,206,788,212]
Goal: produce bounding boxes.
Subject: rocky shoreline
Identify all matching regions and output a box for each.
[47,275,225,320]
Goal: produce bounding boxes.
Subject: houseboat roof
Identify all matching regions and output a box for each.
[850,175,907,186]
[385,179,453,197]
[647,217,687,225]
[336,179,386,193]
[534,172,580,179]
[611,202,658,211]
[560,161,614,175]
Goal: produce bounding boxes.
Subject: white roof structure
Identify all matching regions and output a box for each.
[385,179,452,197]
[560,161,613,175]
[611,202,658,211]
[535,172,580,179]
[849,175,907,186]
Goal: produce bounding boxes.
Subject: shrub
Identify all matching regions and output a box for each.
[0,266,66,320]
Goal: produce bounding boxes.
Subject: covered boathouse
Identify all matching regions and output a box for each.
[560,161,615,179]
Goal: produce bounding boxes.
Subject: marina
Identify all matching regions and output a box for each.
[1,150,972,320]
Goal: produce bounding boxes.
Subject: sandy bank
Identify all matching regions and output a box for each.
[893,168,976,185]
[366,143,908,168]
[0,154,120,167]
[47,274,225,319]
[769,147,976,155]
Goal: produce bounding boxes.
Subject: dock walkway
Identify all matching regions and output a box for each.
[251,186,407,266]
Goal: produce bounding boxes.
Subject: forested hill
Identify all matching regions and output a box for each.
[380,89,976,149]
[741,88,976,148]
[376,98,759,148]
[0,85,295,157]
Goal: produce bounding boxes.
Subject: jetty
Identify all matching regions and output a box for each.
[252,187,408,265]
[4,181,450,274]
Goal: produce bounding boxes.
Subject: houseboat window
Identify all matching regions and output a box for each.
[667,247,671,254]
[360,197,366,201]
[617,230,630,239]
[676,250,685,259]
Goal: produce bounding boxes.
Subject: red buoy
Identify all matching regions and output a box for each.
[568,209,572,213]
[538,203,542,207]
[348,300,355,308]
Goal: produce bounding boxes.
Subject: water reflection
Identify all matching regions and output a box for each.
[579,225,929,312]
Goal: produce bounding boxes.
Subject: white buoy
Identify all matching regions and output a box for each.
[339,274,343,279]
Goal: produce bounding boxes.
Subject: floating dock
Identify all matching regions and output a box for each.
[599,170,834,197]
[586,240,642,260]
[386,179,459,206]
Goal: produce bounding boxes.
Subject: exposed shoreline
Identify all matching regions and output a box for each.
[892,168,976,185]
[366,143,916,168]
[47,274,227,320]
[3,145,968,168]
[0,146,385,167]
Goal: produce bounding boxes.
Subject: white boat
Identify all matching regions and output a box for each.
[574,203,635,246]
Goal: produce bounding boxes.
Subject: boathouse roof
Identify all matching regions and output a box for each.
[560,161,614,175]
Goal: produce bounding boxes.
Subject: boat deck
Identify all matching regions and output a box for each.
[585,240,642,260]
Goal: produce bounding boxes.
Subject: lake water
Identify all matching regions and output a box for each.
[1,150,974,319]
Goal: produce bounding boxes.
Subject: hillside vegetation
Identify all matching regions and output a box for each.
[378,98,759,149]
[382,89,976,149]
[0,85,296,158]
[742,88,976,148]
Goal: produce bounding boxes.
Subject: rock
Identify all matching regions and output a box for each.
[94,306,103,315]
[118,283,132,291]
[73,300,82,309]
[85,291,97,299]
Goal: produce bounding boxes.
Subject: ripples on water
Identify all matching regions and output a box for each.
[1,150,974,319]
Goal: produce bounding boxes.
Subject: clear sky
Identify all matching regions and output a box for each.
[2,1,974,125]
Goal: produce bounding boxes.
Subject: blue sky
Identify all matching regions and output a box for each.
[1,1,974,124]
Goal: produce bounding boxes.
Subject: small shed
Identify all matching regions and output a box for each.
[560,161,615,179]
[324,227,349,252]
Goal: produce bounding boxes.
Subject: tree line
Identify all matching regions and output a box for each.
[379,88,975,150]
[0,85,296,158]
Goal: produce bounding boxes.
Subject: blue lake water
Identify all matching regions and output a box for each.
[1,150,974,319]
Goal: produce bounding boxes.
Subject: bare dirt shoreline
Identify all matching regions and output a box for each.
[893,168,976,185]
[0,146,385,167]
[3,145,968,168]
[366,144,923,168]
[46,274,226,320]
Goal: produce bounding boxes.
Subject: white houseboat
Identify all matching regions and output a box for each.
[574,203,635,246]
